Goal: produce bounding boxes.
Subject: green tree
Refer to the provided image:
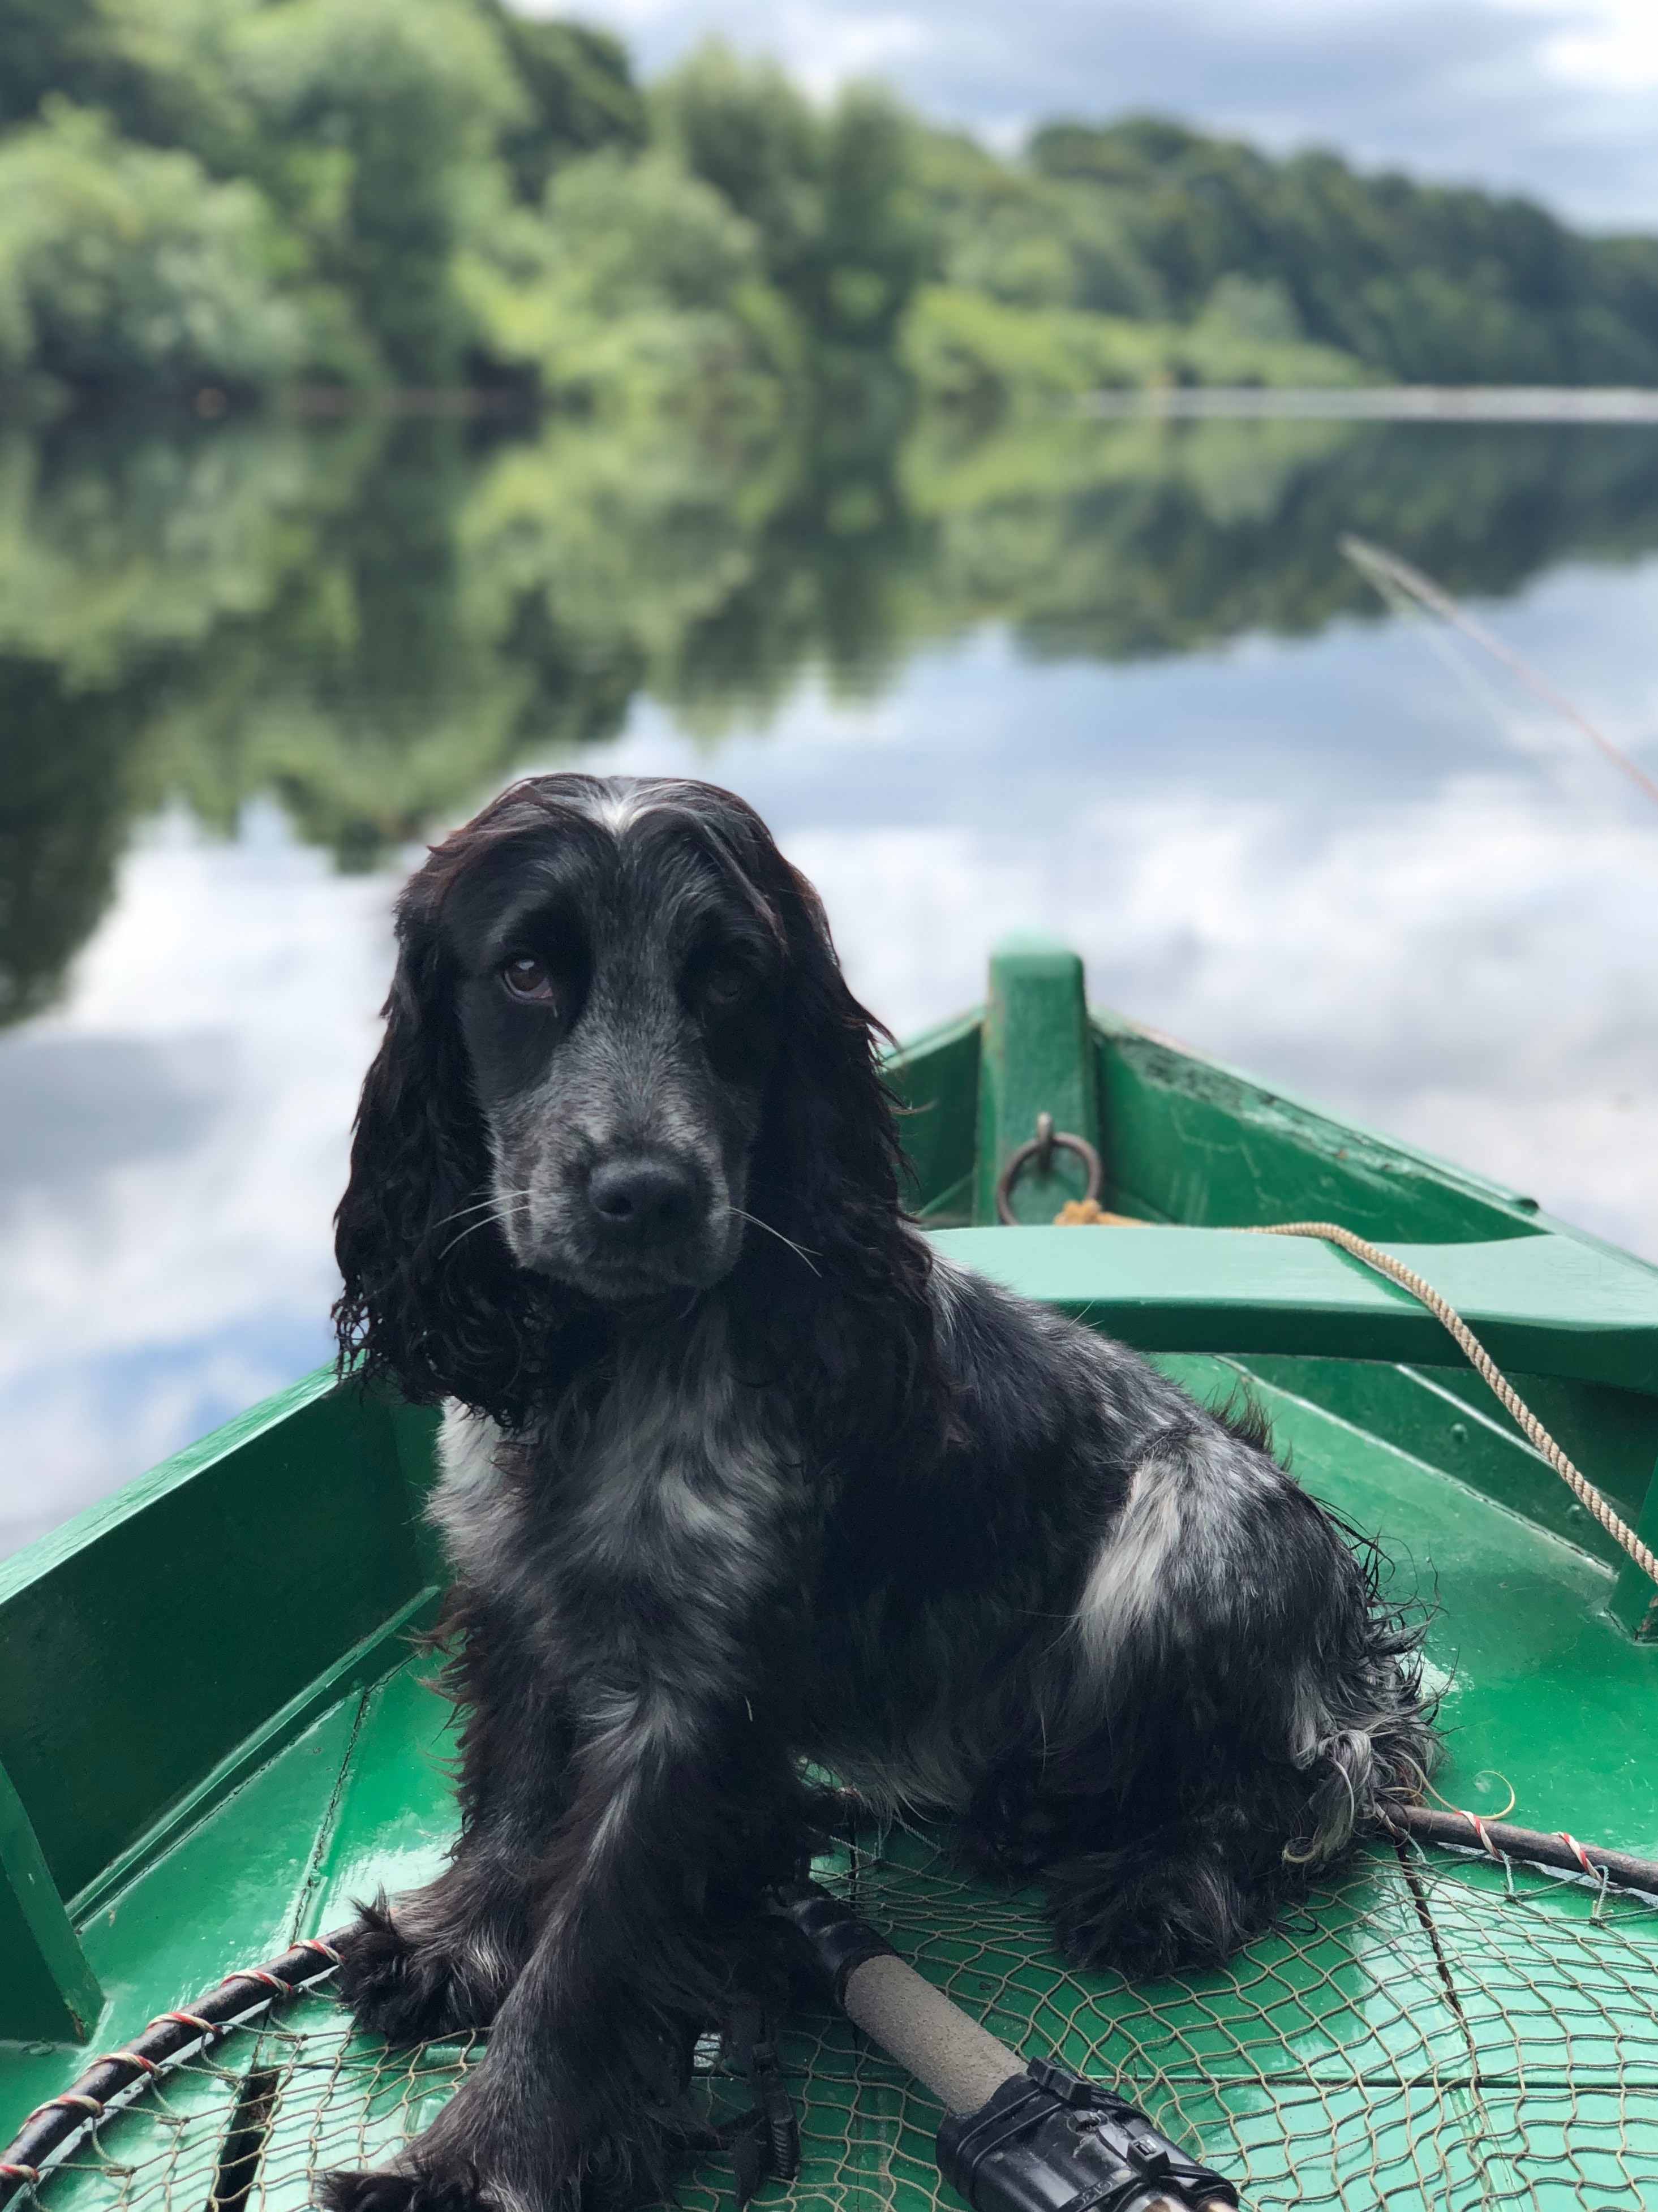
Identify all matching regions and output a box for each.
[1027,116,1658,384]
[233,0,522,384]
[0,101,303,396]
[655,45,933,352]
[461,145,802,412]
[476,1,645,205]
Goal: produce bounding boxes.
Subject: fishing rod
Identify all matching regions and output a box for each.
[1339,532,1658,812]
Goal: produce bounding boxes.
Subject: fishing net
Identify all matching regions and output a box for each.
[24,1824,1658,2212]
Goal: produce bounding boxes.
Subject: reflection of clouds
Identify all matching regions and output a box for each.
[6,555,1658,1554]
[0,804,397,1557]
[0,1033,225,1200]
[783,782,1658,1255]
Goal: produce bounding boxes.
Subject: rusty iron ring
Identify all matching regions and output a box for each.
[994,1112,1103,1225]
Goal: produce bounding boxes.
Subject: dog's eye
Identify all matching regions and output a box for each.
[501,956,556,1004]
[700,965,749,1014]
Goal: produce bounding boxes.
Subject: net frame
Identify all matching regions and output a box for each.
[7,1821,1658,2212]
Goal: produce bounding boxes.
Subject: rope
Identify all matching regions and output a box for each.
[1242,1221,1658,1587]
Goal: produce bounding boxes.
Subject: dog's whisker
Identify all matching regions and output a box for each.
[729,1207,821,1276]
[437,1197,536,1260]
[429,1191,532,1236]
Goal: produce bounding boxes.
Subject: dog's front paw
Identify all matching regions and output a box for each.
[316,2158,515,2212]
[334,1897,499,2046]
[316,2120,690,2212]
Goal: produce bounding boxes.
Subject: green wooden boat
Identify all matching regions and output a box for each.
[4,937,1657,2212]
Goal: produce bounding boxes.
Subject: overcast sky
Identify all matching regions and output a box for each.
[524,0,1658,230]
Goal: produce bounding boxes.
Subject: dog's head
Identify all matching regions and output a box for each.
[335,774,919,1421]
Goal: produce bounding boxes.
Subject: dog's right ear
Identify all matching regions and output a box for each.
[333,892,549,1423]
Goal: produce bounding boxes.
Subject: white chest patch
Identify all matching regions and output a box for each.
[429,1312,793,1706]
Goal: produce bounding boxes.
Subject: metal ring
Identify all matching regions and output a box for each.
[994,1113,1103,1224]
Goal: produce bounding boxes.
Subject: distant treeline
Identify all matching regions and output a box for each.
[1,2,1657,411]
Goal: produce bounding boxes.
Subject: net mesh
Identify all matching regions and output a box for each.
[35,1828,1658,2212]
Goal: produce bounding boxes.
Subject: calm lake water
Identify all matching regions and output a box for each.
[3,405,1658,1559]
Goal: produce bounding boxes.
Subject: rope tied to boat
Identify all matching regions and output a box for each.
[1240,1221,1658,1588]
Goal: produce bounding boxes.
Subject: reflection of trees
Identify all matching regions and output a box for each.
[8,405,1658,1023]
[903,417,1658,660]
[0,662,160,1026]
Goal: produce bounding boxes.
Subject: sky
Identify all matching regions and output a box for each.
[525,0,1658,230]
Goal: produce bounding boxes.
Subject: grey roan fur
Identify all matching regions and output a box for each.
[323,772,1433,2212]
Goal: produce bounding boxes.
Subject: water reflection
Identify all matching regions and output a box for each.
[4,406,1658,1553]
[10,407,1658,1022]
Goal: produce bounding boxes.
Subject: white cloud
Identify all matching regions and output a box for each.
[1491,0,1658,93]
[515,0,1658,225]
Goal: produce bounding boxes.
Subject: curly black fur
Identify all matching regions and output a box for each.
[323,772,1435,2212]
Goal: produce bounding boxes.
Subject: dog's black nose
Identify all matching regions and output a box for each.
[587,1156,703,1244]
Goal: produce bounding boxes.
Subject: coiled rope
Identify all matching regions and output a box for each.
[1243,1221,1658,1586]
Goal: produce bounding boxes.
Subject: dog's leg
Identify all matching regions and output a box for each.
[334,1641,578,2045]
[965,1416,1429,1978]
[323,1699,805,2212]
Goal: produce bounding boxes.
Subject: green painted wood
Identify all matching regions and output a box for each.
[928,1225,1658,1398]
[1150,1354,1658,1856]
[1094,1015,1546,1242]
[882,1010,981,1221]
[0,1758,102,2043]
[386,1399,448,1590]
[12,1349,1655,2182]
[70,1583,444,1922]
[1242,1354,1658,1572]
[297,1658,465,1940]
[974,937,1099,1225]
[1610,1468,1658,1638]
[6,935,1658,2183]
[0,1368,427,1909]
[0,1693,369,2144]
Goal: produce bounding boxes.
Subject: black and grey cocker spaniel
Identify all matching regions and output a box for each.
[323,772,1431,2212]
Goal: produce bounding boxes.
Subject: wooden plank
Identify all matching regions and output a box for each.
[927,1225,1658,1395]
[882,1010,981,1220]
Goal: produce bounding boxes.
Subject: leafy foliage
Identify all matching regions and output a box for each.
[654,45,931,352]
[1,8,1657,404]
[1026,118,1658,385]
[0,101,302,394]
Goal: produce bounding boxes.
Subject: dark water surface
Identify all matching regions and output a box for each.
[4,406,1658,1557]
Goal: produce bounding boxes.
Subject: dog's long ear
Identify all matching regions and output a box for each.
[718,808,938,1424]
[333,881,555,1425]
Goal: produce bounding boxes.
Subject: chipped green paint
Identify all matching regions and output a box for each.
[1093,1012,1545,1242]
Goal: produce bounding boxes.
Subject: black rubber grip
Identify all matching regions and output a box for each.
[767,1879,900,2008]
[937,2058,1238,2212]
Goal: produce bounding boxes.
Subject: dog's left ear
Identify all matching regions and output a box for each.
[333,881,557,1424]
[715,808,934,1349]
